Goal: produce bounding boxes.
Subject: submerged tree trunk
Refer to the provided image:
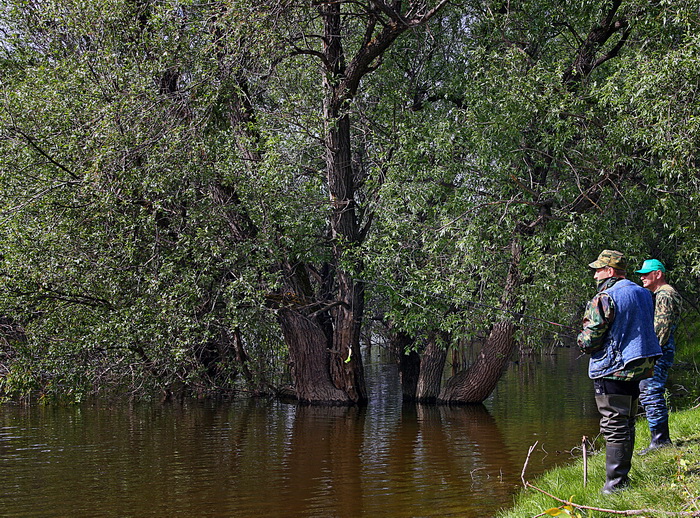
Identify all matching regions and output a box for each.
[393,329,448,403]
[439,239,523,403]
[278,308,352,404]
[439,321,516,403]
[416,331,448,403]
[394,336,421,401]
[328,270,367,403]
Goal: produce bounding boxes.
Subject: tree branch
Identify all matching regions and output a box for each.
[562,0,629,87]
[10,126,81,181]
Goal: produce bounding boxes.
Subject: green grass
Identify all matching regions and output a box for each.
[497,406,700,517]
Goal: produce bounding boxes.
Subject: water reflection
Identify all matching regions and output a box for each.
[0,348,600,517]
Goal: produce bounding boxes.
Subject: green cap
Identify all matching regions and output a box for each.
[588,249,627,270]
[635,259,666,274]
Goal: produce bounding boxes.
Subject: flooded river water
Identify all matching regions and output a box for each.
[0,347,601,517]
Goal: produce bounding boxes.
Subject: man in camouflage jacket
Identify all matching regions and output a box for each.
[578,250,661,494]
[636,259,683,455]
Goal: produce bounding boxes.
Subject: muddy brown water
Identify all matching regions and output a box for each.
[0,348,601,517]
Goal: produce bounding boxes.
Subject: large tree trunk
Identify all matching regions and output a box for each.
[416,331,448,403]
[233,2,448,405]
[279,308,352,404]
[319,2,369,404]
[322,59,367,402]
[439,239,523,403]
[313,1,450,403]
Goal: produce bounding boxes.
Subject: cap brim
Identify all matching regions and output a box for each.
[635,268,654,274]
[589,261,606,268]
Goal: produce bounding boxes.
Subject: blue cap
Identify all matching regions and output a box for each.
[635,259,666,274]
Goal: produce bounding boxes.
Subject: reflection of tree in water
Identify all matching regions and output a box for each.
[280,405,365,517]
[0,373,595,518]
[275,403,521,517]
[383,403,521,515]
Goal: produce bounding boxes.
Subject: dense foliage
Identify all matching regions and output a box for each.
[1,0,699,402]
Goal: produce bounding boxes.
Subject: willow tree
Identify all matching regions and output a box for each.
[0,1,454,403]
[441,0,700,403]
[365,0,700,403]
[0,0,290,399]
[262,1,452,404]
[197,1,450,404]
[2,0,698,404]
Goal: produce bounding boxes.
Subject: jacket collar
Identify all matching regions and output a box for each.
[597,276,624,293]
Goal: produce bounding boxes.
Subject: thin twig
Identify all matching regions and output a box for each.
[582,435,588,487]
[524,482,700,516]
[521,441,538,487]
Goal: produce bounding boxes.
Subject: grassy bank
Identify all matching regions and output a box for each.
[497,406,700,517]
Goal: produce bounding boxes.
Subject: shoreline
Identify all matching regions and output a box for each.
[497,406,700,517]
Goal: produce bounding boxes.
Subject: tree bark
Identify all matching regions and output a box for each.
[320,2,367,404]
[439,239,523,403]
[278,308,352,404]
[416,331,448,403]
[439,321,516,403]
[392,329,448,403]
[328,271,367,403]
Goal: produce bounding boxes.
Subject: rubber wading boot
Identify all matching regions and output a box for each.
[601,442,633,495]
[638,421,672,455]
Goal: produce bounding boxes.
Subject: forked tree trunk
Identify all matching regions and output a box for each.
[278,308,352,404]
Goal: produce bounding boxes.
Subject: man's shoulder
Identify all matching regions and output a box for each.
[608,278,645,293]
[655,283,682,307]
[607,278,652,304]
[656,283,679,296]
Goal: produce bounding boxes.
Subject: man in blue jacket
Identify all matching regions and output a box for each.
[578,250,662,494]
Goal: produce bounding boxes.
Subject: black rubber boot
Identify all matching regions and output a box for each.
[638,421,672,455]
[601,442,633,494]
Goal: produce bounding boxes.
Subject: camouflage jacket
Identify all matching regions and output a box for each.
[577,277,655,381]
[653,283,682,349]
[577,277,617,355]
